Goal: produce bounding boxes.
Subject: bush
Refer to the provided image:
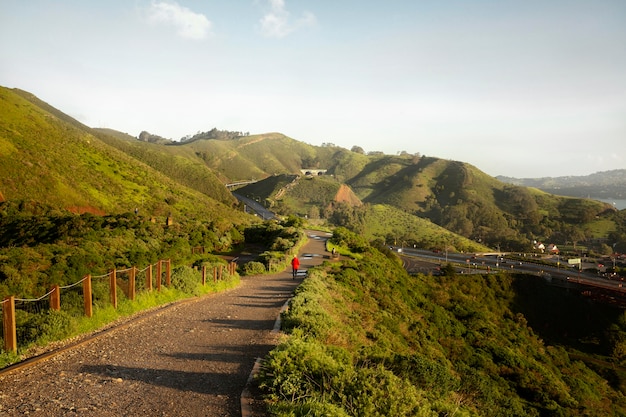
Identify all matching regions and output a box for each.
[16,309,73,346]
[242,261,266,276]
[170,266,202,296]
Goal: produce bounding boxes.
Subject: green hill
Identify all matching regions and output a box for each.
[0,87,239,220]
[185,133,342,181]
[92,128,235,206]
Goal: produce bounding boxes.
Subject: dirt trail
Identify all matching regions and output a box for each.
[0,231,332,417]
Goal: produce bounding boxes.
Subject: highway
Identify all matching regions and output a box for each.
[232,192,276,220]
[396,246,626,294]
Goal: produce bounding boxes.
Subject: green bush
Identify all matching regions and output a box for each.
[15,309,73,346]
[242,261,266,276]
[170,266,202,296]
[258,231,626,416]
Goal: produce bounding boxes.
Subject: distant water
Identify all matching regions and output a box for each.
[597,199,626,210]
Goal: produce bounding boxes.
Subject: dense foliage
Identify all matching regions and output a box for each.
[258,230,626,416]
[0,200,245,299]
[241,216,306,274]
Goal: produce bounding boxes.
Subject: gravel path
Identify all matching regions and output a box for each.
[0,232,331,417]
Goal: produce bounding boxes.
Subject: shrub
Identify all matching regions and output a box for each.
[16,309,73,346]
[242,261,266,276]
[170,265,201,296]
[271,237,293,251]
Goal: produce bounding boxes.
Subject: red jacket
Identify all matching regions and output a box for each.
[291,257,300,269]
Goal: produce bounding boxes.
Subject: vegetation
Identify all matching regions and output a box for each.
[258,230,626,416]
[0,87,241,218]
[240,216,306,274]
[94,128,236,206]
[0,200,246,299]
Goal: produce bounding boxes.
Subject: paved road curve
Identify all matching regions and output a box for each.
[0,231,332,417]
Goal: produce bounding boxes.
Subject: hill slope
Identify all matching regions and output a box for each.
[93,128,235,206]
[259,232,626,415]
[0,87,240,221]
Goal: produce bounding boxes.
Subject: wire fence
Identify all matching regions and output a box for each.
[1,259,237,354]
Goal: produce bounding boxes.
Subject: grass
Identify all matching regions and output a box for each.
[363,204,491,252]
[0,87,245,224]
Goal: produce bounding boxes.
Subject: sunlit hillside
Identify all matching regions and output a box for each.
[0,87,242,222]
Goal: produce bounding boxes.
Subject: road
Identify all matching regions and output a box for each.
[232,193,276,221]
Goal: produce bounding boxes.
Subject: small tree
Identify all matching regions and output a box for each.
[351,145,365,154]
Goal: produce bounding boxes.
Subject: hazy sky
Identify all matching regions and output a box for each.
[1,0,625,178]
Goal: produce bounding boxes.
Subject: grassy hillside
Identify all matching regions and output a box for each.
[93,128,235,206]
[258,231,626,416]
[186,133,342,181]
[363,204,490,253]
[0,87,258,303]
[339,154,616,251]
[0,87,240,221]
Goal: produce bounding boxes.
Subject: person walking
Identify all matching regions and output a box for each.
[291,255,300,279]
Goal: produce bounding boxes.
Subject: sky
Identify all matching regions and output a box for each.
[1,0,625,178]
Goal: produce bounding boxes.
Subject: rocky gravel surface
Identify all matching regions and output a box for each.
[0,232,331,417]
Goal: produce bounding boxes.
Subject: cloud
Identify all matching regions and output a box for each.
[147,1,211,40]
[259,0,316,38]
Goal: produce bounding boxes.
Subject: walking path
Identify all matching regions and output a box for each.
[0,231,333,417]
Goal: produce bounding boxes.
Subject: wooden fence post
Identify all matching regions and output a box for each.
[219,265,224,281]
[202,265,206,286]
[129,267,136,301]
[213,266,217,283]
[49,285,61,311]
[146,264,153,291]
[166,259,171,286]
[2,296,17,353]
[110,269,118,309]
[83,275,93,318]
[156,261,162,292]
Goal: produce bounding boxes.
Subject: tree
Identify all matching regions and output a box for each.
[351,146,365,154]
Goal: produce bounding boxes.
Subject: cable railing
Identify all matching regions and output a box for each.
[1,259,238,354]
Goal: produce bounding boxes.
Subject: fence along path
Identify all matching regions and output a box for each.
[1,258,237,354]
[0,231,332,417]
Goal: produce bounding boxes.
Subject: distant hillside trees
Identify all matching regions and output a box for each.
[180,128,249,142]
[137,131,172,144]
[351,145,365,154]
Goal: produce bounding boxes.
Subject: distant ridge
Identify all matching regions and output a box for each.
[497,169,626,200]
